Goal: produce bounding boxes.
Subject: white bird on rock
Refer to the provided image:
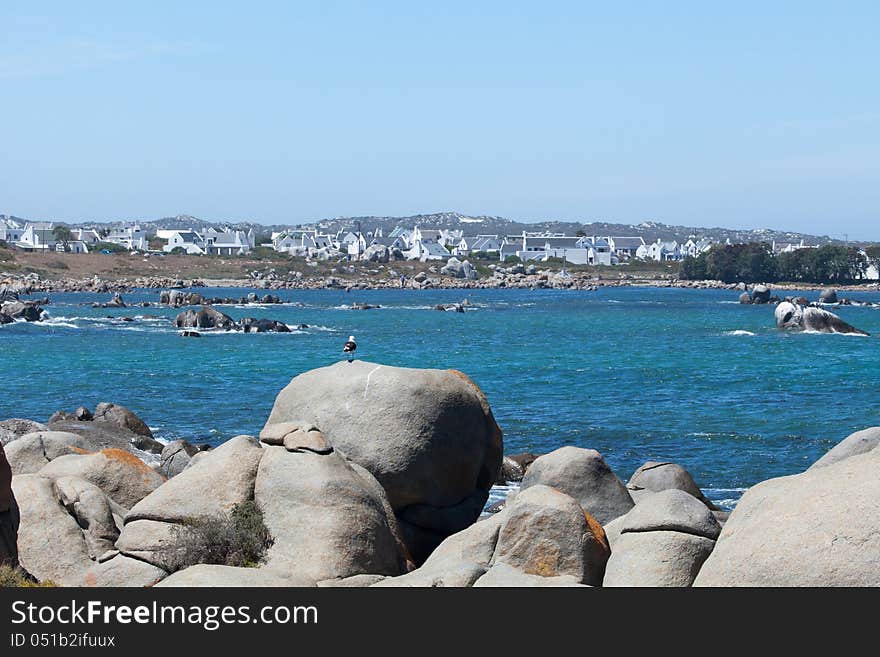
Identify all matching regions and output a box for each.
[343,335,357,362]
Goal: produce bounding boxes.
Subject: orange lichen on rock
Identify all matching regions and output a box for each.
[100,449,166,481]
[584,512,609,552]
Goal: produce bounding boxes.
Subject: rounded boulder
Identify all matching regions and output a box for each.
[261,361,503,515]
[519,446,633,524]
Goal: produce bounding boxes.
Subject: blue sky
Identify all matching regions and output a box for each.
[1,2,878,239]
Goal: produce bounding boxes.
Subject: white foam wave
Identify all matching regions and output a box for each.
[725,330,756,336]
[801,329,870,337]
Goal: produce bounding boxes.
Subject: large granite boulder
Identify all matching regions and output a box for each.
[53,476,121,560]
[519,446,633,524]
[38,449,165,508]
[3,431,89,474]
[174,306,236,330]
[809,427,880,470]
[626,461,716,509]
[113,436,264,574]
[492,485,609,586]
[255,445,406,582]
[602,490,721,587]
[261,361,503,561]
[126,435,263,525]
[694,448,880,586]
[0,418,49,447]
[12,474,95,585]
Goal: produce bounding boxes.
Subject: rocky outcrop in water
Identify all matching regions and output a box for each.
[174,306,237,330]
[240,317,291,333]
[775,301,869,335]
[0,299,46,322]
[91,293,126,308]
[160,290,284,307]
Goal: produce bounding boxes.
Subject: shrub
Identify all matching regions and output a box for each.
[0,565,55,588]
[503,255,521,264]
[94,242,127,254]
[168,500,274,571]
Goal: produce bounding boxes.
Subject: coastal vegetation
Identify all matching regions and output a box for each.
[0,564,55,588]
[681,242,873,284]
[169,500,274,571]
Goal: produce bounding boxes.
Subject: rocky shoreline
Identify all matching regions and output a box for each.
[2,361,878,587]
[4,268,880,295]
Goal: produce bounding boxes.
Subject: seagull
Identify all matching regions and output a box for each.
[343,335,357,362]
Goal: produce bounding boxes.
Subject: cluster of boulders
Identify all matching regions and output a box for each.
[91,292,130,308]
[2,363,879,587]
[172,306,295,333]
[440,258,478,280]
[737,283,779,305]
[160,290,284,307]
[737,285,872,335]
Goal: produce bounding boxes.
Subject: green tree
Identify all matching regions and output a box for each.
[52,225,73,251]
[680,254,708,280]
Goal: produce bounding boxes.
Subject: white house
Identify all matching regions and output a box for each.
[104,224,149,251]
[500,232,611,265]
[202,228,254,255]
[163,230,206,254]
[455,234,503,257]
[71,229,102,245]
[772,239,808,254]
[641,239,682,261]
[606,236,645,260]
[0,218,25,244]
[403,226,452,261]
[16,222,56,252]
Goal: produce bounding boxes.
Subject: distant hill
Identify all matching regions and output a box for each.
[4,210,868,247]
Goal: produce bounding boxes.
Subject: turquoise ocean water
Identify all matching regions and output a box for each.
[3,286,879,509]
